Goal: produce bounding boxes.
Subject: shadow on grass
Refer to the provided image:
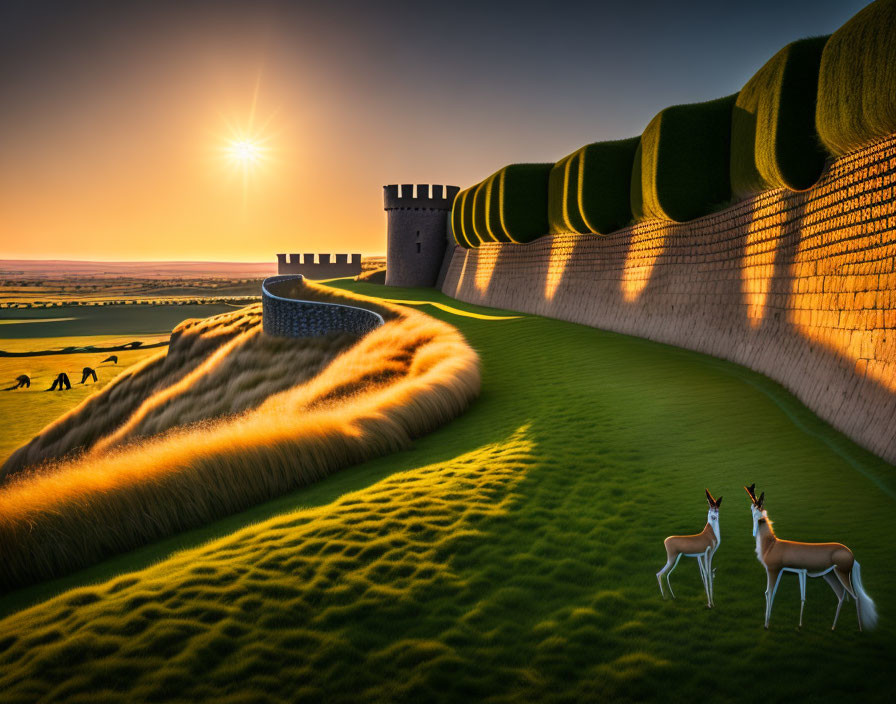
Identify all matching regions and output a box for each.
[1,280,894,702]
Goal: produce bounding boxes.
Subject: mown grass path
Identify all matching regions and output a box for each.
[1,281,893,702]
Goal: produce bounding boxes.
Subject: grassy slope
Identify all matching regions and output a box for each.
[1,281,894,702]
[0,290,478,591]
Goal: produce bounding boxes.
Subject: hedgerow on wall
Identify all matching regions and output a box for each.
[453,1,893,237]
[452,164,553,246]
[474,173,505,243]
[631,94,738,223]
[816,0,896,156]
[488,164,553,244]
[548,137,640,236]
[731,36,829,199]
[452,186,477,248]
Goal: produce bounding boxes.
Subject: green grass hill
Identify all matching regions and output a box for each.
[1,281,893,702]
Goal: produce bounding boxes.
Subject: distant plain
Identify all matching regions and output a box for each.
[0,271,270,466]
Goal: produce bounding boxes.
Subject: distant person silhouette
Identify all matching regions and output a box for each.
[48,372,71,391]
[80,367,98,384]
[101,355,118,364]
[13,375,30,389]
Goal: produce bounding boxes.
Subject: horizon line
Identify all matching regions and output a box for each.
[0,256,385,265]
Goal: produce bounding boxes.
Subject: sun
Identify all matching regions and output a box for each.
[225,138,265,167]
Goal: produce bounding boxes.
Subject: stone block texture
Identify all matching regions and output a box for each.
[442,133,896,464]
[262,275,384,338]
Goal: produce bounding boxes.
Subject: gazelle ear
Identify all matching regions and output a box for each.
[757,492,765,509]
[705,488,715,505]
[715,496,723,507]
[744,485,756,503]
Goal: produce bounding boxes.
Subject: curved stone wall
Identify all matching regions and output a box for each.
[262,275,384,338]
[442,134,896,464]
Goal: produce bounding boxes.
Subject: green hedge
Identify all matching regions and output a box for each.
[731,36,829,199]
[548,137,640,235]
[451,186,478,249]
[487,164,553,244]
[817,0,896,156]
[474,174,509,244]
[632,94,738,222]
[458,164,553,245]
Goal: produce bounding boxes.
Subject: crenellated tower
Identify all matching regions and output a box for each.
[384,183,460,287]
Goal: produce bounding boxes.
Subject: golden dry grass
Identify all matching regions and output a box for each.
[355,266,386,284]
[0,283,481,591]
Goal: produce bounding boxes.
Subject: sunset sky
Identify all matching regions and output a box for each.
[0,0,870,262]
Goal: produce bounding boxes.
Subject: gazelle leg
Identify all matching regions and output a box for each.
[706,549,715,607]
[833,568,860,631]
[765,569,782,629]
[696,554,710,607]
[823,572,845,630]
[798,570,807,628]
[657,557,673,599]
[702,548,713,608]
[665,554,682,600]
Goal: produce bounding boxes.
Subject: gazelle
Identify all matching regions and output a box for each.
[656,489,721,607]
[745,484,877,630]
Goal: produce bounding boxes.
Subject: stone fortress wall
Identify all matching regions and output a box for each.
[277,253,363,279]
[441,134,896,463]
[384,184,460,288]
[262,275,384,338]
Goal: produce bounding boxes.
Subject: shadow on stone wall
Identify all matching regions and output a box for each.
[441,135,896,464]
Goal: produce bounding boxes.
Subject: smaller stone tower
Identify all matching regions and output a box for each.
[384,184,460,288]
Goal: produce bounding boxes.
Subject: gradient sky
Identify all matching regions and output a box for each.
[0,0,871,262]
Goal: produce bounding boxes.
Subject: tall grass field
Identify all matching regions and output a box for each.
[0,280,892,702]
[0,283,480,590]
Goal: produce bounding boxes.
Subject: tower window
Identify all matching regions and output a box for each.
[416,230,420,238]
[416,242,422,254]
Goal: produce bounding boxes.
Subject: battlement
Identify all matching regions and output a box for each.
[384,184,460,211]
[276,253,363,278]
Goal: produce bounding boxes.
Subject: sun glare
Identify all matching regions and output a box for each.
[225,138,266,167]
